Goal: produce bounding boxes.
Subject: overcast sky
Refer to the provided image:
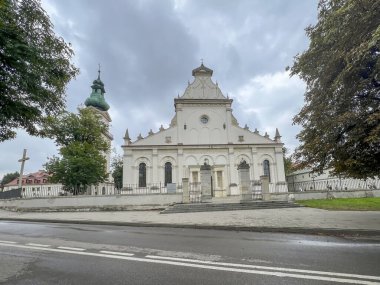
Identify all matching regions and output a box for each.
[0,0,319,179]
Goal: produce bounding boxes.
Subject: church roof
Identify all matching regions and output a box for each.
[179,63,226,100]
[192,63,213,77]
[84,68,110,111]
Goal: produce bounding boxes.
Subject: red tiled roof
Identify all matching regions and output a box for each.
[5,170,51,186]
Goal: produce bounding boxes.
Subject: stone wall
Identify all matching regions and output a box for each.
[0,194,182,212]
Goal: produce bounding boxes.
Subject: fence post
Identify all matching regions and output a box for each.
[238,160,251,202]
[260,175,270,201]
[200,162,212,202]
[182,178,189,203]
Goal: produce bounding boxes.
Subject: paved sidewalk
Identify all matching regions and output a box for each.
[1,208,380,236]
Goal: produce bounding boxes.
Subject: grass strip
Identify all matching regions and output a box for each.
[298,197,380,211]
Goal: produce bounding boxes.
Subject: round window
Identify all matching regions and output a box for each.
[200,115,209,124]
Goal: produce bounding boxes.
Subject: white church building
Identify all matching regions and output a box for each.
[122,64,287,197]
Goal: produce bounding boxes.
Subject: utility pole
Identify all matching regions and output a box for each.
[18,149,29,189]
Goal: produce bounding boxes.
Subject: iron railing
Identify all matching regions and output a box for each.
[287,177,379,192]
[189,182,201,203]
[250,180,262,200]
[121,183,183,195]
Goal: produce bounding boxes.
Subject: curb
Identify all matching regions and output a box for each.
[1,217,380,237]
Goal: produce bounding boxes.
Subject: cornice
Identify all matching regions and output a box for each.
[174,98,233,107]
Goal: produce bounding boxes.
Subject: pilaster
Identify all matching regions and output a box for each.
[152,148,158,183]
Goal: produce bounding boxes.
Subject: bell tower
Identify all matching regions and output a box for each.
[84,67,113,181]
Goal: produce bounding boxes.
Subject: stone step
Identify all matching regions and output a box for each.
[211,196,241,204]
[162,205,297,214]
[170,201,291,209]
[160,201,300,214]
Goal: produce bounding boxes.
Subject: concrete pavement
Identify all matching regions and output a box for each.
[1,207,380,236]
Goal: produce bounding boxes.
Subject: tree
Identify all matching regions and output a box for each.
[0,0,79,142]
[0,171,19,190]
[44,108,109,194]
[289,0,380,179]
[111,154,123,190]
[282,147,294,176]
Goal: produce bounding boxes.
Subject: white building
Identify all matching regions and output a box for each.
[122,64,287,197]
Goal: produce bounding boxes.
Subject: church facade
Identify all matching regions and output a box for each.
[122,64,287,196]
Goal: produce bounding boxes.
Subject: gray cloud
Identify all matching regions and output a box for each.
[0,0,318,178]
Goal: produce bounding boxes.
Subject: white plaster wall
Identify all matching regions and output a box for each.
[181,106,228,144]
[132,127,177,145]
[230,125,275,144]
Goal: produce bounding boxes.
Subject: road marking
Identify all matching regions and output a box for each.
[0,240,17,244]
[57,246,85,251]
[26,243,51,248]
[146,255,380,281]
[99,250,134,256]
[0,242,378,285]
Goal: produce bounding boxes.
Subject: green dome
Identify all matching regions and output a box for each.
[84,69,110,111]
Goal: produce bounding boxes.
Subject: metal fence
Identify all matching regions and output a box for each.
[250,180,262,200]
[287,177,380,192]
[121,183,183,195]
[20,185,67,198]
[189,182,201,203]
[3,177,378,200]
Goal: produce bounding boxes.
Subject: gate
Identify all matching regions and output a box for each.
[250,180,262,200]
[189,182,201,203]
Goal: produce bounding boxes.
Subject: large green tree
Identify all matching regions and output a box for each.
[111,154,123,190]
[282,147,294,176]
[0,171,19,190]
[0,0,78,142]
[44,108,109,194]
[289,0,380,179]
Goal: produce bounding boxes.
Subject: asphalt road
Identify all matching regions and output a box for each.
[0,221,379,284]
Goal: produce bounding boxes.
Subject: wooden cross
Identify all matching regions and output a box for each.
[18,149,29,189]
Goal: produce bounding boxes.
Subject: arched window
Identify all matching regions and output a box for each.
[263,160,271,182]
[138,163,146,187]
[165,162,172,186]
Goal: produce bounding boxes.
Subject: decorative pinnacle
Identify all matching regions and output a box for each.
[124,129,131,142]
[98,63,101,80]
[264,132,269,138]
[274,128,282,142]
[254,128,259,134]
